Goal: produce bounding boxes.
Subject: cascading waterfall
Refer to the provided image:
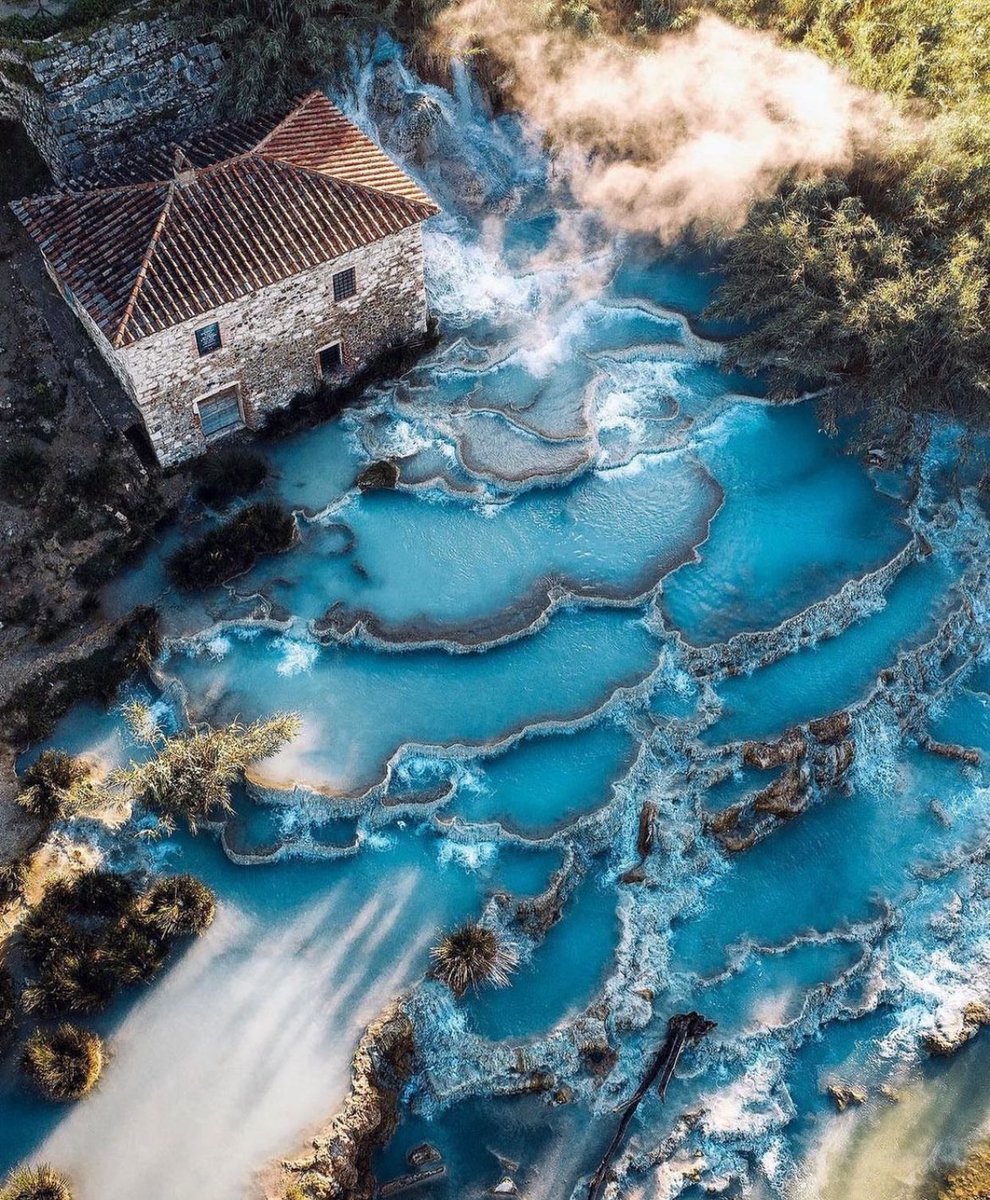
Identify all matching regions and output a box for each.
[4,32,990,1200]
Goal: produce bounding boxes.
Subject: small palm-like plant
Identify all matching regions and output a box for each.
[429,923,518,997]
[17,752,90,822]
[21,1024,105,1101]
[0,1163,73,1200]
[140,875,217,937]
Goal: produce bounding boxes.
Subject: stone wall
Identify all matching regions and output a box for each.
[0,6,222,181]
[112,225,429,465]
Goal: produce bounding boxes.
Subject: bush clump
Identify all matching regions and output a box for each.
[117,704,302,834]
[18,868,216,1017]
[167,501,296,590]
[194,447,269,509]
[17,752,91,823]
[0,1164,73,1200]
[21,1024,105,1101]
[140,875,216,937]
[429,923,519,997]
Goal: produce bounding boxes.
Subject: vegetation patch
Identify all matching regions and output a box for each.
[18,868,216,1017]
[116,704,301,833]
[17,752,92,823]
[0,605,161,747]
[0,1164,73,1200]
[186,0,449,118]
[21,1024,105,1101]
[139,874,216,937]
[193,445,269,509]
[429,923,518,996]
[166,500,296,590]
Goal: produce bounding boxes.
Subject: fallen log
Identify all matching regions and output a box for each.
[586,1012,715,1200]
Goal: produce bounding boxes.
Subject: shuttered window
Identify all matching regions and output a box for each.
[332,267,356,301]
[198,386,243,437]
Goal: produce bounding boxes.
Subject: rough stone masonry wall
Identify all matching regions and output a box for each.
[0,7,221,181]
[116,224,429,466]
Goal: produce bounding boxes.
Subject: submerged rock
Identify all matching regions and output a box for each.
[826,1082,867,1111]
[407,1143,442,1168]
[356,459,400,491]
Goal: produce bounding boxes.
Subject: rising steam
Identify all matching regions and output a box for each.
[435,2,906,240]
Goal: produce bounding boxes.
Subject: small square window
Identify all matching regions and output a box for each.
[318,342,343,376]
[332,268,356,302]
[195,322,222,356]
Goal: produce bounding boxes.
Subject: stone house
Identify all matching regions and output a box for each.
[11,90,439,465]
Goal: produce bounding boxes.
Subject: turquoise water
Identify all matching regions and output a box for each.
[3,36,990,1200]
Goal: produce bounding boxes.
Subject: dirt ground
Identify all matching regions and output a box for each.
[0,120,187,858]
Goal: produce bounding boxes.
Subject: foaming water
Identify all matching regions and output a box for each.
[4,34,990,1200]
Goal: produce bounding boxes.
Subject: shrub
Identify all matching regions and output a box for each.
[18,868,215,1016]
[429,923,518,997]
[17,752,90,823]
[167,501,296,590]
[117,705,301,833]
[140,875,216,937]
[194,447,269,508]
[0,1164,73,1200]
[0,443,46,507]
[21,1024,105,1101]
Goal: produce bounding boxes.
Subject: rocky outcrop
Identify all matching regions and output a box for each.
[923,1001,990,1057]
[710,713,856,852]
[279,1002,416,1200]
[741,731,806,770]
[826,1082,867,1111]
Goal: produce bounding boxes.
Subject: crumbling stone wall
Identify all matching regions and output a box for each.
[0,7,221,181]
[108,224,429,465]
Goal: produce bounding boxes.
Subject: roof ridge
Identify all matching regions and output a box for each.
[251,151,437,215]
[112,180,177,348]
[251,90,325,154]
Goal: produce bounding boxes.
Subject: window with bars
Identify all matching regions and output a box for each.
[332,267,357,302]
[195,321,222,356]
[318,342,343,377]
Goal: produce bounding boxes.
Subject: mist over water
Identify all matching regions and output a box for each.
[3,34,990,1200]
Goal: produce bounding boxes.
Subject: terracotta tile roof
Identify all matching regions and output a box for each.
[11,92,439,347]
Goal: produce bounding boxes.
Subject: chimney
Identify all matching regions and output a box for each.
[173,147,196,187]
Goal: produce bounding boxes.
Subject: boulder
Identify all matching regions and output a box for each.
[826,1082,867,1111]
[923,1001,990,1056]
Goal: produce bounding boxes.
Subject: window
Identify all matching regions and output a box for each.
[318,342,343,377]
[197,385,243,438]
[195,321,222,356]
[332,267,356,302]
